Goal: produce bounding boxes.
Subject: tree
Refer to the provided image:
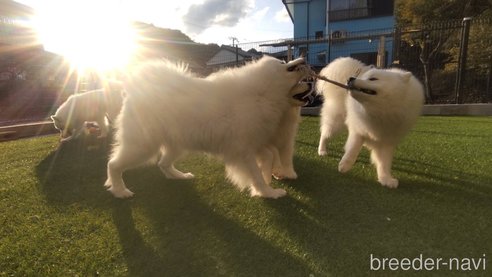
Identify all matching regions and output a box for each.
[396,0,492,25]
[395,0,492,102]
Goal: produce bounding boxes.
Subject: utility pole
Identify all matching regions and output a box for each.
[229,37,239,47]
[229,37,239,66]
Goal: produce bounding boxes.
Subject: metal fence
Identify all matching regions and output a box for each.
[2,17,492,126]
[237,17,492,104]
[394,18,492,104]
[237,26,395,70]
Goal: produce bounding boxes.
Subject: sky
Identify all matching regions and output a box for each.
[16,0,293,46]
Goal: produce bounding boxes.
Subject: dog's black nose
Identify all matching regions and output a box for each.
[347,77,356,88]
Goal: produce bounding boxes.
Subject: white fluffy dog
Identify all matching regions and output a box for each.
[317,57,424,188]
[105,57,311,199]
[51,86,123,142]
[317,57,373,155]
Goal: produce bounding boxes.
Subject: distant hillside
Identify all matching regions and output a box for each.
[132,22,220,74]
[132,22,194,43]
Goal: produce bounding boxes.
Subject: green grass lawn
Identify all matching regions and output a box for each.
[1,116,491,276]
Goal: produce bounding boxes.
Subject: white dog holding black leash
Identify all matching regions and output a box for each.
[314,57,424,188]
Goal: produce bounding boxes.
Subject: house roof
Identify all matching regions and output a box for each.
[206,45,262,66]
[282,0,312,23]
[219,45,260,58]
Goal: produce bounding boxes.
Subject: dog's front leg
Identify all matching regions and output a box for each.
[245,157,287,199]
[230,155,287,199]
[371,145,398,188]
[257,146,274,184]
[158,147,194,179]
[272,107,299,180]
[338,132,364,173]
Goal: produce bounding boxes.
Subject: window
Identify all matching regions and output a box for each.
[370,0,394,16]
[329,0,393,21]
[329,0,369,21]
[331,0,367,10]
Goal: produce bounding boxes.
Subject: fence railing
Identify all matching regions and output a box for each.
[1,17,491,127]
[236,17,492,104]
[393,18,492,103]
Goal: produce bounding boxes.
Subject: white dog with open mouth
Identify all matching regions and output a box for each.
[105,57,312,198]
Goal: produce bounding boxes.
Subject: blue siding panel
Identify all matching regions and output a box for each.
[287,0,395,67]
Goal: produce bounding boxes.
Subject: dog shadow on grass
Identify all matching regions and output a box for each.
[264,154,492,276]
[392,155,492,200]
[35,140,312,276]
[33,134,491,276]
[35,138,112,206]
[111,182,313,276]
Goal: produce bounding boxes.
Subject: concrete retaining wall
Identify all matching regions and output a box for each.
[301,104,492,116]
[0,121,57,142]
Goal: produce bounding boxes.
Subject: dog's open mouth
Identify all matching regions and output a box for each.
[347,77,377,95]
[292,81,315,105]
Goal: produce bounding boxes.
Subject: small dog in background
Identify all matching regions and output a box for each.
[51,83,123,142]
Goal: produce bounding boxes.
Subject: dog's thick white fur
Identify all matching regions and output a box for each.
[317,57,373,155]
[317,57,424,188]
[51,86,123,141]
[105,57,311,198]
[270,106,302,180]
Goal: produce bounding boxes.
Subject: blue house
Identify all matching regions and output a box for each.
[282,0,395,67]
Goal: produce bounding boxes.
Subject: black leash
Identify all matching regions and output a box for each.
[312,74,350,90]
[311,73,377,95]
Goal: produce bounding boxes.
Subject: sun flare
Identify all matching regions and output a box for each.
[34,2,138,71]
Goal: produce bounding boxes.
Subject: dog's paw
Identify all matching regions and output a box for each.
[318,148,327,156]
[108,186,135,198]
[161,168,195,179]
[167,172,195,179]
[273,169,297,180]
[379,177,399,188]
[250,187,287,199]
[338,159,354,173]
[181,172,195,179]
[104,179,112,189]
